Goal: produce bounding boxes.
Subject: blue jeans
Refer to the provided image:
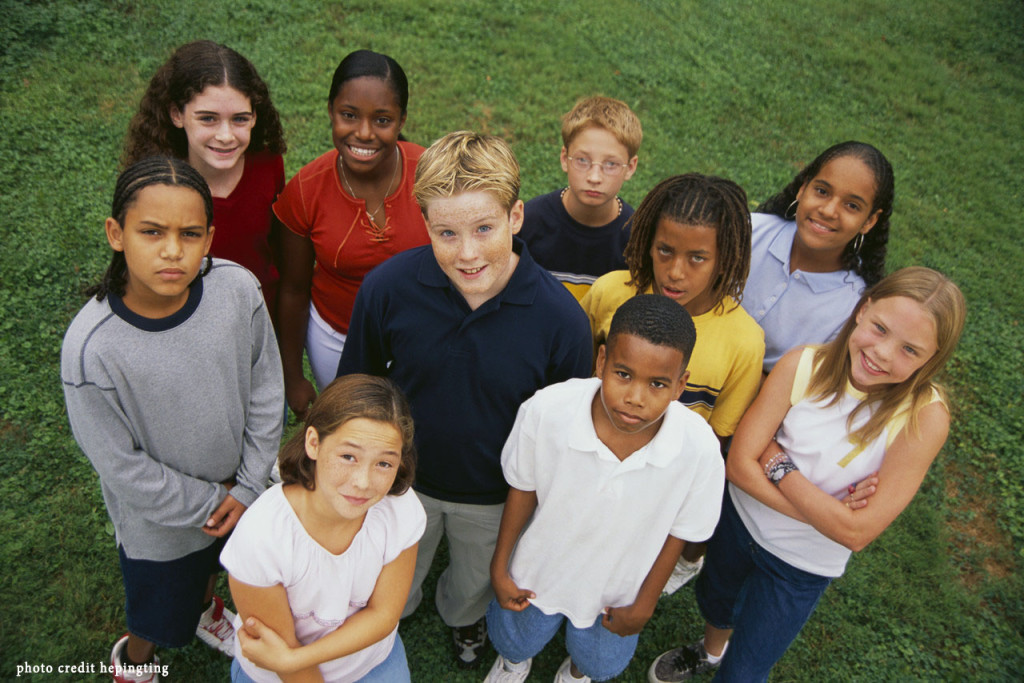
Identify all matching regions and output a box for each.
[230,633,410,682]
[696,490,833,682]
[486,600,638,681]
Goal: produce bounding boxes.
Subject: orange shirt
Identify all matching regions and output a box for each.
[273,141,429,333]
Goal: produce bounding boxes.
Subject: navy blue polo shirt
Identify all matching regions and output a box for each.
[338,237,593,505]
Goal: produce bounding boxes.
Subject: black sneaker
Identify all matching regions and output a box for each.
[648,639,719,682]
[452,617,488,668]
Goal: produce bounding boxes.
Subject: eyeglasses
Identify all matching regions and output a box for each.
[566,156,630,176]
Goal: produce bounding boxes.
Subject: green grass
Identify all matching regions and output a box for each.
[1,0,1022,680]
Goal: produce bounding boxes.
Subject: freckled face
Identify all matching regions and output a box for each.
[306,418,403,522]
[560,126,636,214]
[593,333,688,435]
[170,84,255,175]
[104,184,213,318]
[794,155,881,265]
[649,218,719,317]
[848,296,938,392]
[425,191,524,309]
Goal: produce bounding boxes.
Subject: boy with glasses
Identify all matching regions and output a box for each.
[519,96,642,301]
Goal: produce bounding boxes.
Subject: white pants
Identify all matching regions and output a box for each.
[305,302,347,391]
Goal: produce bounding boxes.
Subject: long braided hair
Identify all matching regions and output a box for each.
[757,141,893,286]
[624,173,752,314]
[87,156,214,301]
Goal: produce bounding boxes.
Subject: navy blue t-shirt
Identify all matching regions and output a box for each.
[338,238,593,504]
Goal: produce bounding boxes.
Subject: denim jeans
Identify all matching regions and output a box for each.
[486,600,638,681]
[230,632,410,683]
[696,490,833,683]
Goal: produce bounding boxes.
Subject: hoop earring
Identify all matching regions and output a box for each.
[785,199,798,220]
[851,233,864,254]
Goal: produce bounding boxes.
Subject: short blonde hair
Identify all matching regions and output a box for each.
[561,96,643,158]
[413,131,520,213]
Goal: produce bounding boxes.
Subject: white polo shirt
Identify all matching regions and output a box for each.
[502,377,724,628]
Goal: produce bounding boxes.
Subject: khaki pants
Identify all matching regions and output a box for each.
[402,492,504,627]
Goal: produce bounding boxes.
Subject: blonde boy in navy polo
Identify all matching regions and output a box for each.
[337,131,593,667]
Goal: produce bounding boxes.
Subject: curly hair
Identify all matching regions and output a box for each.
[87,156,213,301]
[122,41,286,167]
[607,294,696,364]
[757,141,893,286]
[624,174,751,314]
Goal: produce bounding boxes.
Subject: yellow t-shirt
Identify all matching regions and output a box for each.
[581,270,766,438]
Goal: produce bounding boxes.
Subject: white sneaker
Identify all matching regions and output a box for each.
[484,654,532,682]
[196,595,236,656]
[662,556,704,595]
[110,635,162,683]
[554,656,591,683]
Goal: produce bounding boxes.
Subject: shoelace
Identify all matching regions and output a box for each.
[203,615,234,640]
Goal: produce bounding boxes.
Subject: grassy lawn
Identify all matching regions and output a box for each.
[1,0,1022,680]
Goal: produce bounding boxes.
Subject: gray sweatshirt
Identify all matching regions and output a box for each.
[61,259,284,561]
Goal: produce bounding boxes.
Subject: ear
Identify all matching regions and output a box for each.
[560,147,570,173]
[622,155,639,181]
[169,105,185,129]
[203,224,216,256]
[672,369,690,401]
[396,111,408,133]
[304,427,320,461]
[795,180,809,203]
[594,343,607,377]
[105,217,125,252]
[860,207,882,235]
[855,298,872,325]
[508,199,524,235]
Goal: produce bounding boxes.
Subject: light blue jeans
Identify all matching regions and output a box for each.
[486,600,638,681]
[230,633,409,682]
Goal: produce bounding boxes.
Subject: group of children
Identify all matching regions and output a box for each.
[59,40,967,683]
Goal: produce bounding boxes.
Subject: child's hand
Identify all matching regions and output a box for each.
[841,472,880,510]
[238,616,306,675]
[601,602,652,636]
[492,572,535,612]
[286,378,318,421]
[203,492,247,537]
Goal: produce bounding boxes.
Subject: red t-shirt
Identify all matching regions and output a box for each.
[272,141,429,334]
[211,151,284,311]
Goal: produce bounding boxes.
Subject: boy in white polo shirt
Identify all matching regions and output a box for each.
[485,295,725,683]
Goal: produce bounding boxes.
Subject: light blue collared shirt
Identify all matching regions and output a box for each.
[741,213,865,372]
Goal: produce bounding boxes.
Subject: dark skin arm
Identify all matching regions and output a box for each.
[490,487,539,610]
[274,218,317,420]
[602,535,686,636]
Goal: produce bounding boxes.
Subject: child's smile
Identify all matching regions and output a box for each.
[307,418,402,525]
[848,296,937,391]
[793,155,881,270]
[425,191,524,310]
[329,76,405,178]
[170,84,255,178]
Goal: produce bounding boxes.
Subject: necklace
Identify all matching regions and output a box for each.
[560,188,622,220]
[339,146,402,234]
